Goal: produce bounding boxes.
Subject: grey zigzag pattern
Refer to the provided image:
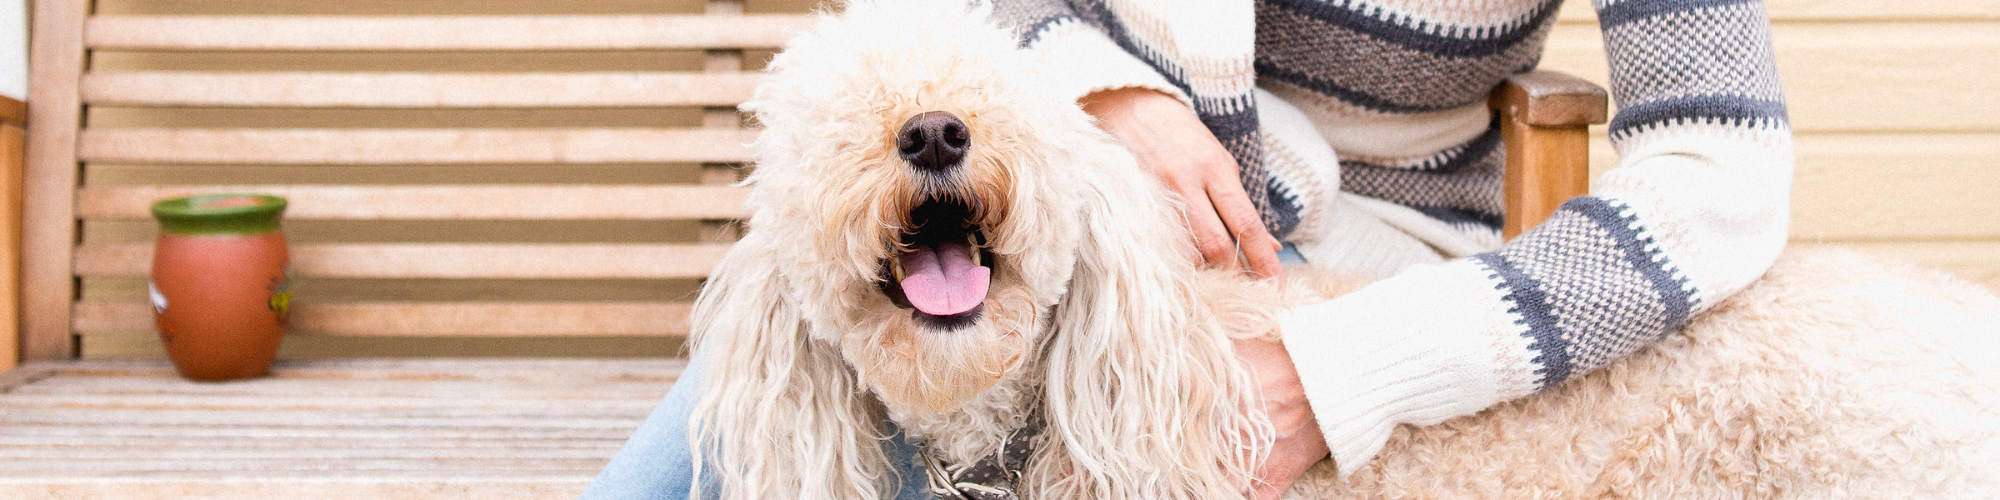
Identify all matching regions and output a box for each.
[1254,0,1561,112]
[988,0,1305,238]
[1601,0,1789,135]
[1466,0,1781,389]
[1338,136,1507,228]
[1474,197,1695,389]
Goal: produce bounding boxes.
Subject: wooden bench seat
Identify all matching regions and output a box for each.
[0,358,682,499]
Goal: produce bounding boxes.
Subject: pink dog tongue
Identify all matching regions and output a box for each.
[898,241,990,316]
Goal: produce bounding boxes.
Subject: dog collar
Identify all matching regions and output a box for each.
[918,405,1044,500]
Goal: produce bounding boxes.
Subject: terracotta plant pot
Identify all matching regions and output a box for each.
[149,194,292,381]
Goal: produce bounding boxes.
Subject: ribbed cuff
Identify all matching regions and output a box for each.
[1026,20,1191,109]
[1276,259,1539,477]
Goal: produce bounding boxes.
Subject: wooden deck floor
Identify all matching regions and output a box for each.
[0,358,682,499]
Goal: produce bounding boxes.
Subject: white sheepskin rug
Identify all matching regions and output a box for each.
[1288,247,2000,498]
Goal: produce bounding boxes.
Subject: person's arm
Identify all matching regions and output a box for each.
[1081,88,1284,278]
[1279,0,1795,477]
[991,2,1283,277]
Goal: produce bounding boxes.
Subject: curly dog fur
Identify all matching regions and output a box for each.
[686,1,2000,498]
[1288,249,2000,498]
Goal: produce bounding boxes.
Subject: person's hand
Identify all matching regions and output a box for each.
[1081,88,1284,279]
[1235,336,1329,499]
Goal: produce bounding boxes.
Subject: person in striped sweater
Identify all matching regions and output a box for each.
[988,0,1792,495]
[582,0,1793,497]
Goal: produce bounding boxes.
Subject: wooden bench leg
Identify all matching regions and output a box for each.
[1,98,22,371]
[1491,71,1609,241]
[1,122,19,371]
[1499,120,1592,240]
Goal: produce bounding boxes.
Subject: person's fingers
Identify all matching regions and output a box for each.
[1239,228,1285,280]
[1251,425,1326,500]
[1181,185,1243,271]
[1205,174,1285,279]
[1079,87,1283,276]
[1235,337,1329,499]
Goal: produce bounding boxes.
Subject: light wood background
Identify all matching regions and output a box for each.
[1540,0,2000,295]
[65,0,1998,358]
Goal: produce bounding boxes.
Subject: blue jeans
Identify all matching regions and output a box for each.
[1278,242,1307,265]
[580,354,933,499]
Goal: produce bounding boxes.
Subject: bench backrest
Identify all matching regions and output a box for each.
[25,0,818,360]
[24,0,1602,361]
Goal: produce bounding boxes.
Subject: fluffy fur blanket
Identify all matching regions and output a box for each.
[1288,248,2000,498]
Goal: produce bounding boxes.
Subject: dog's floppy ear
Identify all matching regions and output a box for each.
[686,232,893,500]
[1023,140,1269,499]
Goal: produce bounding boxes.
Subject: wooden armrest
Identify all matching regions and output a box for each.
[1490,70,1608,240]
[1490,70,1608,127]
[0,96,22,129]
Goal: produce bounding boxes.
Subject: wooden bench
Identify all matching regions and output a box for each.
[5,0,1606,497]
[0,357,681,499]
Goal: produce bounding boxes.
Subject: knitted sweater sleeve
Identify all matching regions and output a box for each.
[1277,0,1795,476]
[986,0,1207,110]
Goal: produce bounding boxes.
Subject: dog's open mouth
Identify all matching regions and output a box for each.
[880,197,995,328]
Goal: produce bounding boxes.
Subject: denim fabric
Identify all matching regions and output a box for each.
[582,354,934,499]
[1278,241,1308,265]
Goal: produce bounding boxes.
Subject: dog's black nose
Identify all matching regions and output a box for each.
[897,111,970,173]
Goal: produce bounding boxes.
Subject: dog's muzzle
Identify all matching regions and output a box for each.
[898,111,970,173]
[880,196,995,330]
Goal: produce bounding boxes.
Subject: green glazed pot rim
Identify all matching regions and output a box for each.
[151,194,288,236]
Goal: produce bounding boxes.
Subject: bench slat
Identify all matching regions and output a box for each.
[11,378,666,403]
[0,458,613,473]
[74,243,731,278]
[0,359,678,496]
[0,436,623,455]
[75,301,691,336]
[79,128,758,164]
[86,14,814,51]
[83,72,763,108]
[0,447,621,461]
[0,393,656,413]
[0,476,593,500]
[0,424,635,441]
[77,185,751,220]
[25,357,683,378]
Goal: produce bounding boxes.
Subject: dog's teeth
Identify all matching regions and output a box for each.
[967,234,982,267]
[890,257,907,281]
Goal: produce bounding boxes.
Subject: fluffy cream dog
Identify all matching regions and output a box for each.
[687,1,2000,498]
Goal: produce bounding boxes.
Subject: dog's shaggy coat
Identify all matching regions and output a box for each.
[690,3,1271,498]
[685,1,2000,498]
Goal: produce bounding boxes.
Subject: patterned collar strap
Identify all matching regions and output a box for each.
[920,406,1045,500]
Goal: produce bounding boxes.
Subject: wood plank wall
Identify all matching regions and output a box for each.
[1540,0,2000,293]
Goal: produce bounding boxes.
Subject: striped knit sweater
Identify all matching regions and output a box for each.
[986,0,1795,476]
